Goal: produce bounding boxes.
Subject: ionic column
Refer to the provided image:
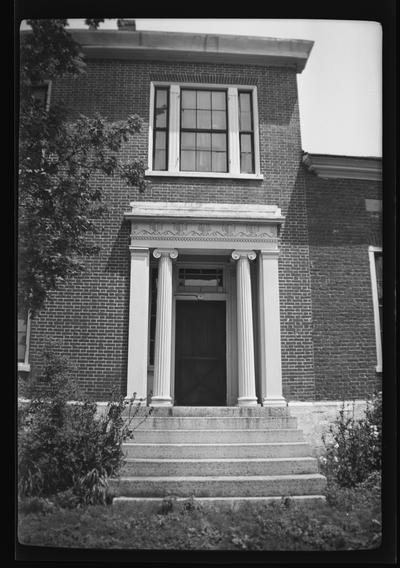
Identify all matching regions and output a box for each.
[126,247,150,403]
[258,249,285,407]
[232,250,258,406]
[151,248,178,406]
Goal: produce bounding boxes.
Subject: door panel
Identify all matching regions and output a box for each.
[175,301,226,406]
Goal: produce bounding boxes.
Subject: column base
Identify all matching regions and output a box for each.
[124,396,147,406]
[262,396,287,407]
[150,396,173,407]
[237,397,259,407]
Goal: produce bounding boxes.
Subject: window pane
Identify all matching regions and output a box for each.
[197,151,211,171]
[375,253,383,301]
[155,89,168,128]
[18,317,27,362]
[181,109,196,129]
[239,92,251,111]
[197,133,211,150]
[197,90,211,109]
[212,91,226,110]
[156,89,167,108]
[155,108,167,128]
[154,149,167,170]
[240,111,252,131]
[212,110,226,130]
[181,132,195,150]
[32,85,48,108]
[197,110,211,129]
[240,153,254,174]
[212,152,227,172]
[181,90,196,109]
[154,131,166,149]
[181,150,196,171]
[212,133,226,151]
[240,133,252,153]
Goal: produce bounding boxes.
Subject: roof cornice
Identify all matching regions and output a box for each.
[63,30,314,73]
[302,153,382,181]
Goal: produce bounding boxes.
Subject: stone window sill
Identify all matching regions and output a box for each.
[145,170,263,181]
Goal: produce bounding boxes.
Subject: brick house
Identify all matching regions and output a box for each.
[18,26,382,431]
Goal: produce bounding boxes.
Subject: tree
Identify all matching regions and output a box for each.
[18,19,146,317]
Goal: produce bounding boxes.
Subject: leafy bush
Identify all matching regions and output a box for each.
[18,346,150,505]
[321,392,382,487]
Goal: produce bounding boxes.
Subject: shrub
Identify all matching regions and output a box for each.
[321,392,382,487]
[18,346,151,505]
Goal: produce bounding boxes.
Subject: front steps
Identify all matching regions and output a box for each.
[111,406,326,510]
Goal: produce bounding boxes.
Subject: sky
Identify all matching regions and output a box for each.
[23,18,383,158]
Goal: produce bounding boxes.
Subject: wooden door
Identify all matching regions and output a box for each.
[175,301,226,406]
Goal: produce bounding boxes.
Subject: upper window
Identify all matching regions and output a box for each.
[30,81,51,111]
[18,312,31,372]
[147,83,262,179]
[368,246,382,372]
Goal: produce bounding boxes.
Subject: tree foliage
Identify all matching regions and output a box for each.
[19,20,146,316]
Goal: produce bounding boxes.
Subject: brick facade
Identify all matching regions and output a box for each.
[304,173,382,399]
[26,49,381,402]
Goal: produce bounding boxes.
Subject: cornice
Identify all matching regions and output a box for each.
[302,152,382,181]
[124,201,284,224]
[59,30,314,73]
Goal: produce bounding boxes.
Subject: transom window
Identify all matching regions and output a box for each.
[178,268,224,292]
[147,83,262,179]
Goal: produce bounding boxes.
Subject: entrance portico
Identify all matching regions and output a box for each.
[124,202,286,408]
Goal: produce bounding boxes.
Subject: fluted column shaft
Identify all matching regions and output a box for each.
[151,248,178,406]
[232,250,258,406]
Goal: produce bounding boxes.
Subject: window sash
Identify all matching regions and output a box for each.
[180,89,228,173]
[238,91,255,174]
[152,87,170,171]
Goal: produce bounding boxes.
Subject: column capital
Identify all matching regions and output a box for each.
[153,248,179,260]
[231,250,256,261]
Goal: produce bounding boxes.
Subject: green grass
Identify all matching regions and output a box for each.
[17,477,381,551]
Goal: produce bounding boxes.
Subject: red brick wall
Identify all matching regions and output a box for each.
[304,172,382,399]
[28,57,315,400]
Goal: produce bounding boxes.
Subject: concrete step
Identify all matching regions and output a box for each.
[122,406,291,418]
[132,416,298,430]
[123,441,313,459]
[110,473,327,498]
[113,495,326,513]
[121,457,318,477]
[128,428,304,444]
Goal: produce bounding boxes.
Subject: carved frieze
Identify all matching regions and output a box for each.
[130,221,278,244]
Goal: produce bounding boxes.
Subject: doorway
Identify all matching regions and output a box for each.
[174,300,226,406]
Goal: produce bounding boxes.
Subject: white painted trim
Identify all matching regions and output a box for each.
[66,30,314,73]
[126,247,150,401]
[252,87,261,177]
[145,170,263,180]
[126,201,283,223]
[147,82,155,171]
[368,246,383,372]
[168,85,180,173]
[302,153,382,181]
[228,87,240,175]
[148,82,263,179]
